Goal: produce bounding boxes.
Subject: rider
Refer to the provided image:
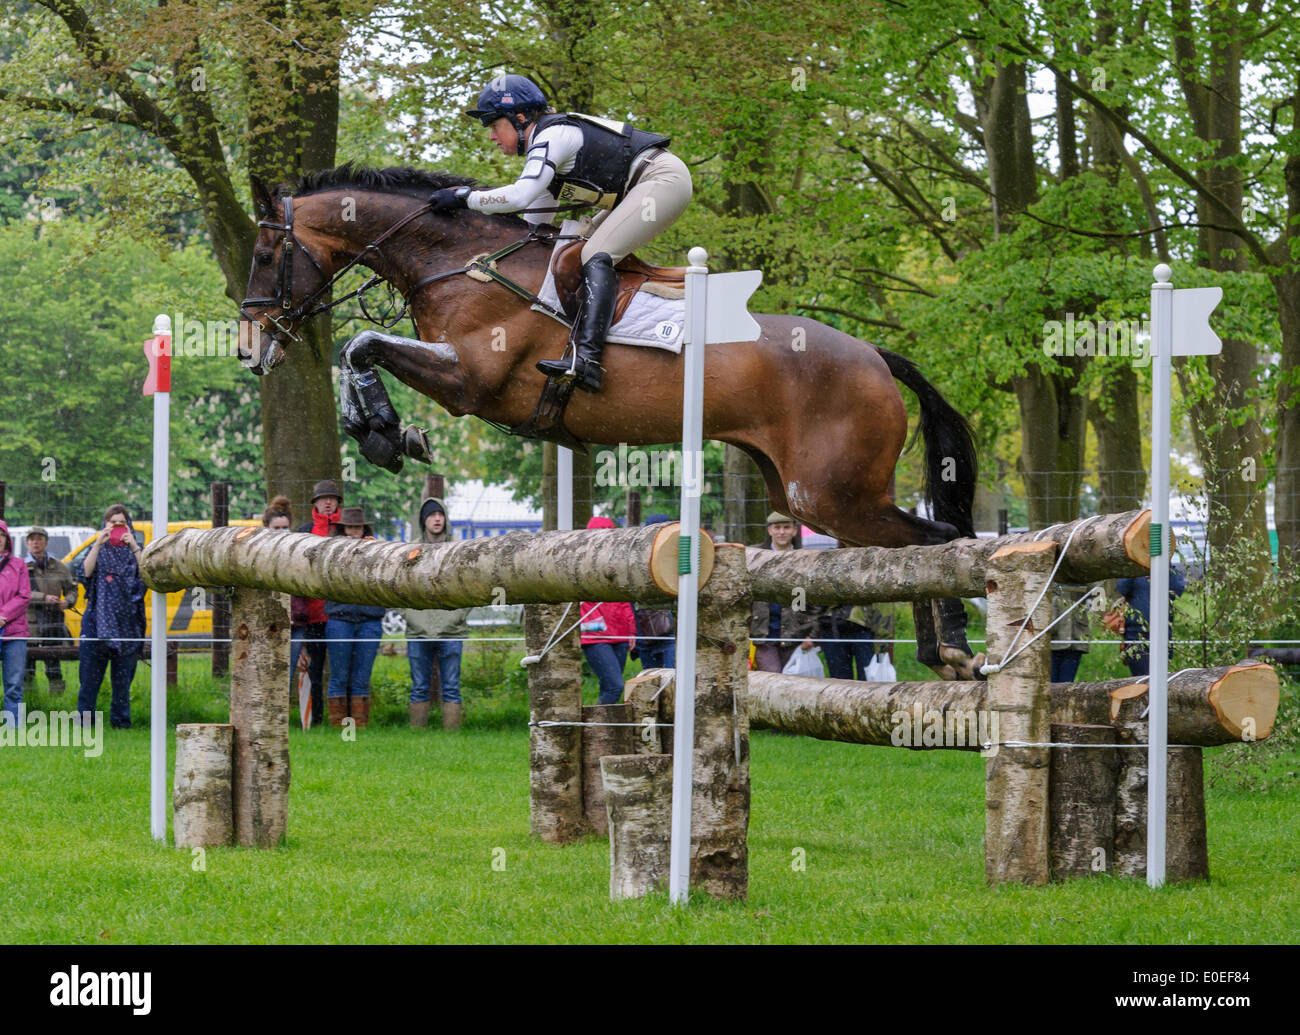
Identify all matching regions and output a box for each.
[428,74,692,393]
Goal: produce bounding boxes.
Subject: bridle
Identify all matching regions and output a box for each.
[239,194,435,345]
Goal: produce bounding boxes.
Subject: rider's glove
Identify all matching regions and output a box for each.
[430,186,471,212]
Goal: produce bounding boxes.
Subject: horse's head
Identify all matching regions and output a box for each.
[238,177,332,375]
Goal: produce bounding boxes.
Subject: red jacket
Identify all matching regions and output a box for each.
[290,508,341,626]
[579,600,636,646]
[579,515,635,645]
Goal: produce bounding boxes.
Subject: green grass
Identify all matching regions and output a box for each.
[3,710,1298,944]
[5,628,1297,944]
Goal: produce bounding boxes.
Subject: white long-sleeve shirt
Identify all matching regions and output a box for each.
[467,124,585,226]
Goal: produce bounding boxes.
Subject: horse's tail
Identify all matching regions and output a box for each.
[877,347,978,539]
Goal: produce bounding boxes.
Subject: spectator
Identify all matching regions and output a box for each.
[401,496,471,730]
[0,519,32,725]
[75,505,146,729]
[749,512,820,672]
[821,606,874,680]
[324,507,384,727]
[291,481,342,727]
[24,526,76,695]
[262,495,293,531]
[633,514,676,671]
[1050,583,1093,682]
[1113,568,1186,678]
[581,516,637,704]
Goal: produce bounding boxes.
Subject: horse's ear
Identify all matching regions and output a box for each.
[251,176,274,219]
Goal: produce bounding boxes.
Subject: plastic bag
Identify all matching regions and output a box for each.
[865,652,896,682]
[782,646,824,678]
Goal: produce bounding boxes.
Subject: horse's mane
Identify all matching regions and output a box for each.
[290,162,479,198]
[285,162,528,229]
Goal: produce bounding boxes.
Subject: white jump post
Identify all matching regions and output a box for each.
[1147,264,1221,887]
[145,313,172,843]
[558,447,573,531]
[669,248,761,904]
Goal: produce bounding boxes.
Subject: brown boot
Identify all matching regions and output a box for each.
[441,701,462,731]
[409,700,431,728]
[327,696,348,727]
[350,695,371,729]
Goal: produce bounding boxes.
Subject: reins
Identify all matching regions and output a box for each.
[242,194,584,337]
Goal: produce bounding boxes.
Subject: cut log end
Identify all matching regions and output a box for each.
[1122,510,1153,569]
[1208,662,1280,741]
[649,523,714,596]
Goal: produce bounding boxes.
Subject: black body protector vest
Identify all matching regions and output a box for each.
[532,112,671,209]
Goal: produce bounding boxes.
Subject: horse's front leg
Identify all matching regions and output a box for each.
[339,329,445,473]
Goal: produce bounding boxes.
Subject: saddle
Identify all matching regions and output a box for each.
[551,241,686,323]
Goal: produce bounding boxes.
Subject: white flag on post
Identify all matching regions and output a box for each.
[703,270,762,344]
[1171,287,1223,356]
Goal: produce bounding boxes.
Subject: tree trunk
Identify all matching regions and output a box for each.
[1012,360,1089,528]
[1273,151,1300,576]
[229,588,290,848]
[1090,363,1146,513]
[746,509,1155,604]
[173,723,235,848]
[723,445,769,545]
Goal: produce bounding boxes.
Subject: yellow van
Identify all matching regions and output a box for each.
[61,520,261,641]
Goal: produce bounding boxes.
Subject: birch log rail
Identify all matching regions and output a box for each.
[140,521,713,606]
[746,509,1156,604]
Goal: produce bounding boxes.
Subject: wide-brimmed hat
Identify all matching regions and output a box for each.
[765,511,795,526]
[330,507,374,537]
[311,479,343,503]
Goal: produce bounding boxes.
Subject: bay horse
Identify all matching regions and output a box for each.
[237,165,981,678]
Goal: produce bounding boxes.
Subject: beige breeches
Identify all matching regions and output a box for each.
[581,150,693,263]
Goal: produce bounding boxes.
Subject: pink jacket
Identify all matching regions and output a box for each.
[0,519,32,638]
[580,515,635,645]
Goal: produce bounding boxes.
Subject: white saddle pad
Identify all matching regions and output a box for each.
[531,221,686,353]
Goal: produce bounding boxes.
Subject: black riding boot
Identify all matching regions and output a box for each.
[537,251,617,392]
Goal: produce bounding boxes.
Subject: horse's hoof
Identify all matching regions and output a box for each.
[403,425,432,464]
[360,430,404,474]
[946,652,986,681]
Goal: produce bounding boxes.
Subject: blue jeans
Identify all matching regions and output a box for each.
[639,641,675,671]
[76,639,139,728]
[584,642,629,705]
[407,639,463,704]
[325,618,382,699]
[1051,650,1084,682]
[2,638,27,724]
[823,639,874,680]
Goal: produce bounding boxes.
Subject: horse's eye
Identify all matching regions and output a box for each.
[256,252,273,267]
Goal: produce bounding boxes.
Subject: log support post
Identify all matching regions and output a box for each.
[689,543,751,899]
[602,754,674,900]
[1114,715,1209,882]
[229,588,290,848]
[581,702,636,835]
[984,543,1056,885]
[173,723,234,848]
[525,603,585,843]
[1049,723,1118,879]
